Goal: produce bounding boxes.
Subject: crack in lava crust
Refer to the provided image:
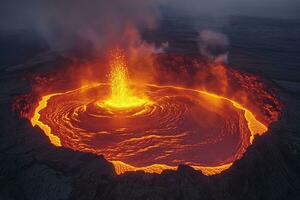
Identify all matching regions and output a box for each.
[31,83,267,175]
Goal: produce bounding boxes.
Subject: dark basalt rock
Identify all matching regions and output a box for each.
[2,61,300,200]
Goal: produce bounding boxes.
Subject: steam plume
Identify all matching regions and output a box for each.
[198,30,229,63]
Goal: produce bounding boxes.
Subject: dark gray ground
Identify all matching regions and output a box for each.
[1,15,300,200]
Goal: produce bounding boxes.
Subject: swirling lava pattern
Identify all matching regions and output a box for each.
[32,84,267,175]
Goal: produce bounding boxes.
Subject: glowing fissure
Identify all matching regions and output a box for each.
[111,160,233,175]
[31,94,62,146]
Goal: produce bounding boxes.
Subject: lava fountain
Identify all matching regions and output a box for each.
[100,51,149,108]
[28,50,276,176]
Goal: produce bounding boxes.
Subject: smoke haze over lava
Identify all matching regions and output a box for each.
[1,0,299,56]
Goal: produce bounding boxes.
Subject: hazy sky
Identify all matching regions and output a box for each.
[0,0,298,52]
[169,0,300,19]
[0,0,299,30]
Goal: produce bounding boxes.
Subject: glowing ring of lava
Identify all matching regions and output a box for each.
[31,83,267,176]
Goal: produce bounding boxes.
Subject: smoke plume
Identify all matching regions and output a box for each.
[198,30,229,63]
[0,0,298,58]
[0,0,163,54]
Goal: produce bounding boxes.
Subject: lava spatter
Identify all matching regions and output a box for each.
[101,49,150,109]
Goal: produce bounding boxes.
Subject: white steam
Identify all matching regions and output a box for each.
[198,30,229,63]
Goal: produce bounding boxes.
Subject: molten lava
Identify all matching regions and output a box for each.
[101,51,149,108]
[28,51,272,176]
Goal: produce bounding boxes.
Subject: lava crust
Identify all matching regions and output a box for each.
[31,83,267,175]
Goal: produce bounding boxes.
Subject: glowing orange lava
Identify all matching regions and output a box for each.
[30,65,268,176]
[100,50,150,108]
[31,94,62,146]
[30,85,267,175]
